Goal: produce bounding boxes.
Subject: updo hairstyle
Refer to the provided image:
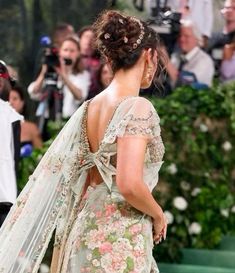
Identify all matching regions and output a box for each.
[93,10,165,77]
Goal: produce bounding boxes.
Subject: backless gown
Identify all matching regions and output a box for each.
[0,96,164,273]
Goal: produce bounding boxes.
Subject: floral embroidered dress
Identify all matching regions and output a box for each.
[0,96,164,273]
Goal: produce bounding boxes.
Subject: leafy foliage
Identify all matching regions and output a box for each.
[151,83,235,262]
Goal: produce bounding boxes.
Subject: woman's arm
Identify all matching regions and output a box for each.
[30,123,43,148]
[222,43,235,61]
[116,136,165,235]
[55,59,84,100]
[59,73,83,100]
[31,65,47,94]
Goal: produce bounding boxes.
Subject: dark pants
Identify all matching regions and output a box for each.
[0,202,12,227]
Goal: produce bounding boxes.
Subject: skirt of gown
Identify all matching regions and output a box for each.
[60,183,159,273]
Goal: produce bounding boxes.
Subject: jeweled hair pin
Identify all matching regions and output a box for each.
[130,17,145,49]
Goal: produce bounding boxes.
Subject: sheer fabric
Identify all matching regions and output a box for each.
[0,96,164,273]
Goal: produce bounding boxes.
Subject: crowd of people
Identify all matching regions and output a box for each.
[0,0,235,227]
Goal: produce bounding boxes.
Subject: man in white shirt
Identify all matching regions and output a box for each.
[0,61,23,227]
[165,19,215,88]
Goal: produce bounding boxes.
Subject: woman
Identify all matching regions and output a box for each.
[87,62,113,99]
[28,36,91,119]
[97,63,113,89]
[0,11,167,273]
[9,85,43,149]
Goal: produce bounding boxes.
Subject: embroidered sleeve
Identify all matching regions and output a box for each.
[116,97,165,163]
[117,97,161,140]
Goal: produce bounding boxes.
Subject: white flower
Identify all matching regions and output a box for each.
[188,222,202,235]
[231,206,235,213]
[220,209,229,218]
[180,181,191,191]
[199,123,208,132]
[39,264,50,273]
[164,210,174,224]
[167,163,178,175]
[173,196,188,210]
[222,141,232,152]
[191,187,201,196]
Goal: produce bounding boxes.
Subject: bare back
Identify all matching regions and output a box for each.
[85,93,125,186]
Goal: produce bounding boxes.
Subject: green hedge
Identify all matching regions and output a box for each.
[151,83,235,262]
[18,83,235,263]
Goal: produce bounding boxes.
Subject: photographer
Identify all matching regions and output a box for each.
[28,36,91,124]
[165,19,214,89]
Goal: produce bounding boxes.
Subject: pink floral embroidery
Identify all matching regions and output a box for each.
[77,197,151,272]
[105,203,117,217]
[95,210,102,218]
[129,223,142,235]
[99,242,113,254]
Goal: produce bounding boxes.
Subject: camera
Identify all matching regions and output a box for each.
[148,10,181,54]
[132,0,181,54]
[43,46,72,68]
[40,36,72,85]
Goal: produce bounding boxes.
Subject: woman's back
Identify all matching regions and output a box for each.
[85,91,134,187]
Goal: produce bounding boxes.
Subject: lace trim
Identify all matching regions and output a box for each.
[103,110,161,144]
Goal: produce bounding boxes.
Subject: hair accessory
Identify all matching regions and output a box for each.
[133,43,138,49]
[104,33,111,39]
[123,36,128,43]
[129,17,145,50]
[119,18,124,24]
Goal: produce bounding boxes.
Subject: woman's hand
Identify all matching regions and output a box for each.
[54,57,68,79]
[153,213,167,244]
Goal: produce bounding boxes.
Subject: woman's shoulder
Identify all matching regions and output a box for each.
[129,96,153,106]
[120,96,156,115]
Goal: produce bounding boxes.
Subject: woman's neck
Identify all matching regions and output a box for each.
[107,64,144,97]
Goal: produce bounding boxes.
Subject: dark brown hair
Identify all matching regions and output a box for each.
[52,22,75,47]
[10,84,27,115]
[93,10,165,80]
[62,36,84,74]
[78,25,93,38]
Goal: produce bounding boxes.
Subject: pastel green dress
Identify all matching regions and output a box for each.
[0,96,164,273]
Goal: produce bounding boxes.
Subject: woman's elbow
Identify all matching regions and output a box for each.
[116,176,140,198]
